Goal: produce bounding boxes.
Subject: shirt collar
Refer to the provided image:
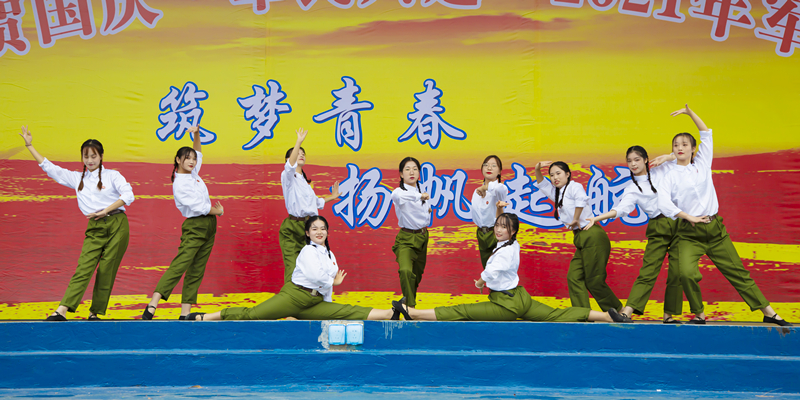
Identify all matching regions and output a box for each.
[496,239,509,247]
[85,166,104,178]
[310,242,329,255]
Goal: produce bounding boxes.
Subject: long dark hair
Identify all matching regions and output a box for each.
[304,215,332,259]
[492,213,519,255]
[626,146,657,193]
[398,156,425,204]
[78,139,104,191]
[672,133,697,164]
[548,162,571,220]
[171,146,197,183]
[285,147,311,183]
[481,155,503,184]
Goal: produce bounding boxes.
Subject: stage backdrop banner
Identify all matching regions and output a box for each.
[1,0,798,321]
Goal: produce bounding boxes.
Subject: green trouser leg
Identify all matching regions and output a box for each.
[476,228,498,269]
[625,218,684,316]
[435,287,531,321]
[520,300,591,322]
[568,224,622,312]
[279,218,307,284]
[677,217,769,314]
[392,230,429,307]
[296,301,372,320]
[154,215,217,304]
[61,213,130,315]
[221,283,319,320]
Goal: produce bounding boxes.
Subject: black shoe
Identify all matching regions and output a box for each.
[87,315,102,321]
[687,317,706,325]
[186,312,206,321]
[45,312,67,321]
[608,308,631,323]
[663,317,683,324]
[390,297,406,320]
[764,315,793,327]
[142,305,156,320]
[179,315,187,321]
[391,300,412,321]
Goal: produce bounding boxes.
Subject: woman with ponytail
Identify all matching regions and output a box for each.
[186,216,395,321]
[471,155,508,268]
[533,161,622,313]
[392,212,630,323]
[279,128,341,284]
[19,126,134,321]
[584,147,684,323]
[657,105,791,326]
[390,157,432,308]
[142,126,224,320]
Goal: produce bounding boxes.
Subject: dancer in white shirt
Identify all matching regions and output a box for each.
[393,212,629,323]
[142,126,224,320]
[187,216,394,321]
[534,161,622,313]
[471,155,508,268]
[657,105,791,326]
[19,126,134,321]
[280,128,340,284]
[391,157,432,308]
[585,147,684,323]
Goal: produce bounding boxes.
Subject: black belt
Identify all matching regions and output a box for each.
[477,226,493,233]
[651,214,666,220]
[401,227,427,234]
[106,209,124,217]
[707,214,718,222]
[288,215,310,222]
[294,283,322,297]
[491,289,515,297]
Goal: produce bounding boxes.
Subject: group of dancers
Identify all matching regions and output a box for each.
[17,105,793,326]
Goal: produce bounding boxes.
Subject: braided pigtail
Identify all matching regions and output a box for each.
[96,161,103,190]
[548,162,572,221]
[324,238,332,259]
[553,186,561,220]
[302,170,311,184]
[416,181,426,205]
[78,164,87,191]
[646,164,657,193]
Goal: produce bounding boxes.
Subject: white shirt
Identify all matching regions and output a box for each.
[292,243,338,302]
[471,180,508,228]
[612,160,677,220]
[480,240,520,291]
[391,184,430,230]
[38,158,135,216]
[535,179,592,229]
[658,130,719,219]
[281,161,325,218]
[173,151,212,218]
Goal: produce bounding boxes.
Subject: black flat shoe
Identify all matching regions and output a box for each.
[186,312,205,321]
[45,312,67,321]
[687,317,706,325]
[389,297,406,320]
[391,300,412,321]
[87,315,101,321]
[663,317,682,324]
[608,308,631,323]
[179,315,187,321]
[764,315,793,327]
[142,305,156,320]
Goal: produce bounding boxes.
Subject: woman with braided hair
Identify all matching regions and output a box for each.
[390,157,432,309]
[392,212,630,323]
[585,146,684,323]
[19,126,134,321]
[279,128,341,284]
[533,161,622,313]
[471,155,508,268]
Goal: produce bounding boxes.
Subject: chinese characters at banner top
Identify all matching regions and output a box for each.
[398,79,467,150]
[238,80,293,151]
[330,162,651,230]
[1,0,161,56]
[229,0,482,14]
[313,76,374,153]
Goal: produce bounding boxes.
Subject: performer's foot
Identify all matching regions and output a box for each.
[186,312,206,321]
[764,315,793,327]
[391,300,412,321]
[87,314,101,321]
[45,312,67,322]
[663,316,682,324]
[142,305,156,320]
[607,308,631,323]
[687,316,706,325]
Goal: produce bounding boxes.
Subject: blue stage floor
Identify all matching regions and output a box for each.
[3,385,800,400]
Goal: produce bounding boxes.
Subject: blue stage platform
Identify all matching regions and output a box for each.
[1,321,797,395]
